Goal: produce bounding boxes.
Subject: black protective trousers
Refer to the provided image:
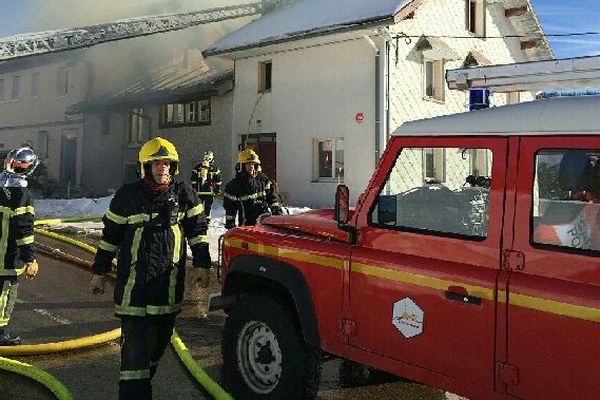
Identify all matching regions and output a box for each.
[199,194,214,219]
[119,314,177,400]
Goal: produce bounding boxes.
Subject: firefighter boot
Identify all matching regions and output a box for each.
[0,330,21,346]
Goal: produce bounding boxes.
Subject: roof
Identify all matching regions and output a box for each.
[395,95,600,136]
[203,0,414,57]
[72,64,233,112]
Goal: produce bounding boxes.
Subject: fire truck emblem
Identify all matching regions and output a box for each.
[392,298,424,338]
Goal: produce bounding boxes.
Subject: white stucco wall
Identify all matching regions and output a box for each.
[229,0,541,207]
[233,36,379,207]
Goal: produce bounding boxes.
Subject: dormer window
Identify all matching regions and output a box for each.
[466,0,486,37]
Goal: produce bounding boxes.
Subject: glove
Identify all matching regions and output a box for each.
[190,268,210,288]
[225,219,236,229]
[90,274,108,295]
[24,260,38,280]
[271,205,283,216]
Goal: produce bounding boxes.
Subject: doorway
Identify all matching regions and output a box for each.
[240,133,277,181]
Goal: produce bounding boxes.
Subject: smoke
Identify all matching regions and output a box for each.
[16,0,256,96]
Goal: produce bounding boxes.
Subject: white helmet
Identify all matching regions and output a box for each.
[203,150,214,163]
[4,146,39,177]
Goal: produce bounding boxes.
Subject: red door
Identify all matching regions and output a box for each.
[347,137,509,398]
[258,142,276,181]
[506,136,600,400]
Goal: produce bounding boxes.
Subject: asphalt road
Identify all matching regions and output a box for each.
[0,233,458,400]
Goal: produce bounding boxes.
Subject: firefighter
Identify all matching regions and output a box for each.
[223,148,283,229]
[0,146,39,346]
[190,150,221,222]
[90,137,211,399]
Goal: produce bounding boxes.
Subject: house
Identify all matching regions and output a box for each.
[0,54,87,191]
[203,0,553,207]
[74,51,235,196]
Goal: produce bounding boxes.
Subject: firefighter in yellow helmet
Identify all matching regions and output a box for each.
[190,150,221,222]
[223,148,283,229]
[90,137,211,399]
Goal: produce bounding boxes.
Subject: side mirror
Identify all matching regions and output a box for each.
[334,184,350,225]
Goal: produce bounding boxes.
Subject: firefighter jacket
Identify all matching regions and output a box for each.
[93,179,210,317]
[0,186,35,278]
[191,161,222,196]
[223,172,283,228]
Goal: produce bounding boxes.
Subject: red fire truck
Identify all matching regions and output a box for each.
[210,58,600,400]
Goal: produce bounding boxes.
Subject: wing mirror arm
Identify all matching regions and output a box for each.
[334,184,357,244]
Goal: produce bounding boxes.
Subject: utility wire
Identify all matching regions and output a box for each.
[392,31,600,41]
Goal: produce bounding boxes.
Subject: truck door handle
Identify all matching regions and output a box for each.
[444,286,481,305]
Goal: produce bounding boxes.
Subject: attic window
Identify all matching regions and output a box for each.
[466,0,486,37]
[258,61,272,93]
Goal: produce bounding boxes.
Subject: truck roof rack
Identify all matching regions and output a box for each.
[446,55,600,93]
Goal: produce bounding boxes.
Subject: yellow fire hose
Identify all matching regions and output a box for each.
[2,217,234,400]
[0,356,74,400]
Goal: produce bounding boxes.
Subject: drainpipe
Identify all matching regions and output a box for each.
[363,29,390,169]
[362,35,380,168]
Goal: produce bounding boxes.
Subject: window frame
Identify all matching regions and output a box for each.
[129,108,147,144]
[57,67,69,97]
[258,60,272,93]
[367,143,498,241]
[11,75,20,100]
[313,137,344,183]
[423,57,445,102]
[466,0,486,38]
[160,98,211,128]
[30,71,40,98]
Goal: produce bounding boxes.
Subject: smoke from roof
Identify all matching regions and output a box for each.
[15,0,255,96]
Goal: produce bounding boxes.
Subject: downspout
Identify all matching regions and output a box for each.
[363,28,391,169]
[362,35,381,168]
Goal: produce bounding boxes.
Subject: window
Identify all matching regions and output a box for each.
[313,138,344,182]
[0,79,4,102]
[101,114,110,136]
[424,58,444,101]
[57,67,69,96]
[532,149,600,252]
[258,61,272,93]
[37,131,49,159]
[31,72,40,97]
[370,147,493,238]
[160,98,211,127]
[11,76,20,100]
[466,0,486,37]
[129,108,147,144]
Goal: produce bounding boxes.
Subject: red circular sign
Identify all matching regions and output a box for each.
[355,112,364,123]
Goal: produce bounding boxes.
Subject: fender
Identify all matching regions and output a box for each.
[223,255,320,347]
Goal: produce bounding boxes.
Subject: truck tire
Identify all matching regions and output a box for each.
[222,293,321,400]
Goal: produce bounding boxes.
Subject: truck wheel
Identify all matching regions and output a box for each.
[222,293,321,400]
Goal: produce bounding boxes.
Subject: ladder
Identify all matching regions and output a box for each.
[0,3,262,62]
[446,55,600,92]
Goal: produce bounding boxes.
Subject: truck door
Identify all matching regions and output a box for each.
[347,137,508,394]
[506,137,600,400]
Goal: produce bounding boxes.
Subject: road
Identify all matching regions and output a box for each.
[0,234,455,400]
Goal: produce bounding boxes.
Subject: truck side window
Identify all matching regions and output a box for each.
[532,149,600,252]
[370,147,492,238]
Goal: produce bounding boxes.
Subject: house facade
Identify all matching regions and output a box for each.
[77,56,235,196]
[0,55,87,190]
[204,0,553,207]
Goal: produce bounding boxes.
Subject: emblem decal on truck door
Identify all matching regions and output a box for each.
[392,298,424,338]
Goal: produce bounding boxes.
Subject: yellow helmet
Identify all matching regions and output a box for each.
[138,137,179,178]
[237,149,261,165]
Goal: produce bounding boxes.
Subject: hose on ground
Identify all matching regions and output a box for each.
[0,357,74,400]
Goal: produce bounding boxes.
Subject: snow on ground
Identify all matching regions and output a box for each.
[35,196,311,257]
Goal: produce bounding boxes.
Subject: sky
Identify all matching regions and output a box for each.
[0,0,598,59]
